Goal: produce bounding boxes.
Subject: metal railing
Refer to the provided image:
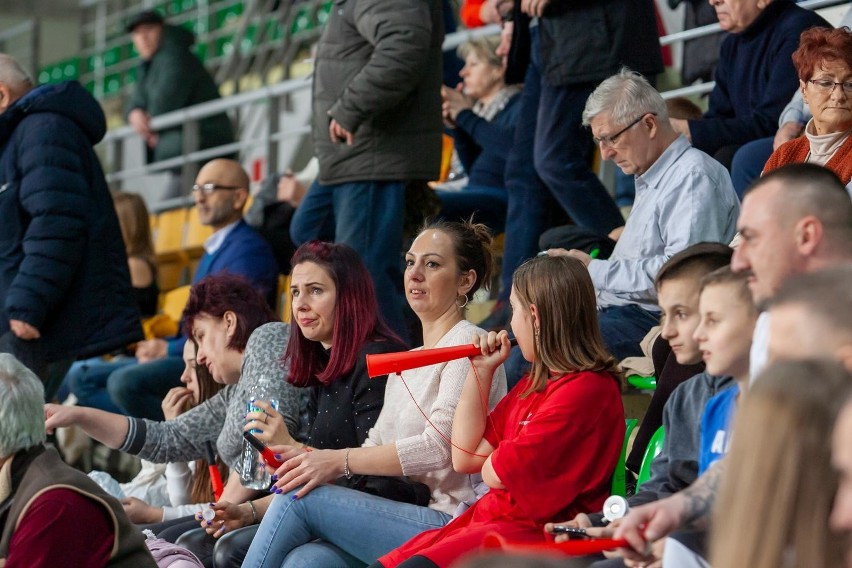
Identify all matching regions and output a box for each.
[99,0,850,210]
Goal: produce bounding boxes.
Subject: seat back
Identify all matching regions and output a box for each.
[611,418,639,497]
[636,426,665,491]
[276,274,291,323]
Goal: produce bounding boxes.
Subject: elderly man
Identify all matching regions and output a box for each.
[70,159,278,421]
[0,54,141,400]
[552,69,739,360]
[125,10,234,199]
[606,164,852,567]
[672,0,829,166]
[0,354,156,566]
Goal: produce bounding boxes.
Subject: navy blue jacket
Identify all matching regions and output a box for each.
[0,82,142,361]
[689,0,830,155]
[452,93,520,190]
[166,219,278,357]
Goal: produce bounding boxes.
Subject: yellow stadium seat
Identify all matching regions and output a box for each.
[161,285,192,323]
[155,208,188,260]
[277,274,291,323]
[185,206,213,261]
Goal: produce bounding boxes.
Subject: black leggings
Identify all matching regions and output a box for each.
[368,556,439,568]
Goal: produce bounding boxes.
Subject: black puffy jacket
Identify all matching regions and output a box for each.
[0,81,142,362]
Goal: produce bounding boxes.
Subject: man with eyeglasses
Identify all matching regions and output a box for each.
[548,70,739,361]
[101,159,278,421]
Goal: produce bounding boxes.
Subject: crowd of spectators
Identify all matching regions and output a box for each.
[0,0,851,566]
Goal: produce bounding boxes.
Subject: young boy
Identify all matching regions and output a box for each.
[694,266,759,474]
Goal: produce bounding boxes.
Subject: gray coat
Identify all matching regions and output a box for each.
[312,0,443,185]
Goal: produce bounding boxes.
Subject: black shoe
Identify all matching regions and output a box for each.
[477,301,511,331]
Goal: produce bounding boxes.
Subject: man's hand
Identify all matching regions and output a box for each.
[546,248,593,267]
[329,118,354,145]
[480,0,501,24]
[521,0,551,18]
[774,121,804,150]
[670,118,692,143]
[136,338,168,364]
[10,320,40,340]
[128,108,158,148]
[276,171,307,207]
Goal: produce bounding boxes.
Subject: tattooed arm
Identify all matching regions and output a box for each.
[611,460,726,561]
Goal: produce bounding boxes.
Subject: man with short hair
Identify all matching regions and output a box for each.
[71,159,278,421]
[552,70,739,360]
[125,10,234,199]
[0,53,141,400]
[606,163,852,566]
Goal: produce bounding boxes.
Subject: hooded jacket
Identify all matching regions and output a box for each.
[0,81,143,362]
[127,25,234,163]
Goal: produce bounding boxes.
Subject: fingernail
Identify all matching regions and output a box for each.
[274,454,282,459]
[271,474,278,482]
[206,520,212,526]
[208,502,215,507]
[268,487,277,493]
[291,494,299,501]
[242,413,246,419]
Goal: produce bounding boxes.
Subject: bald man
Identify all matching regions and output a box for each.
[70,159,278,421]
[0,53,141,399]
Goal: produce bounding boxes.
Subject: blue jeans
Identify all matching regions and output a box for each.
[598,304,660,361]
[68,357,136,414]
[499,27,554,302]
[242,485,451,568]
[731,137,774,199]
[534,76,623,237]
[106,356,185,420]
[290,180,408,342]
[435,184,508,233]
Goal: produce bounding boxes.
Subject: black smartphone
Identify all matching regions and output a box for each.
[550,525,589,539]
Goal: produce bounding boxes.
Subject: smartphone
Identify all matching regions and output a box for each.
[242,431,284,469]
[550,525,589,539]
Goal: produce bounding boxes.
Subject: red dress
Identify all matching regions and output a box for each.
[378,370,625,568]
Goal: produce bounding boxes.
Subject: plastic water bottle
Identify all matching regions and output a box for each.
[239,381,280,490]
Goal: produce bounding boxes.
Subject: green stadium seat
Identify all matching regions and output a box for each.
[290,4,313,35]
[215,3,244,29]
[636,426,665,491]
[611,419,639,497]
[316,1,333,26]
[627,374,657,391]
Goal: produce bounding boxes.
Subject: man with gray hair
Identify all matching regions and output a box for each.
[0,354,156,565]
[549,69,740,359]
[0,54,141,399]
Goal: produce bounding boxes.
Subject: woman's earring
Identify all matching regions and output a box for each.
[456,294,469,308]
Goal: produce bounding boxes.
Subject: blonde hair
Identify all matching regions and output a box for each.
[112,191,155,267]
[512,256,620,398]
[457,36,502,69]
[710,359,851,568]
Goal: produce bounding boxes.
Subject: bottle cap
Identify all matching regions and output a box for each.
[603,495,629,523]
[202,508,216,523]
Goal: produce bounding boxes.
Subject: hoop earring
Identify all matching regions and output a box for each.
[456,294,469,308]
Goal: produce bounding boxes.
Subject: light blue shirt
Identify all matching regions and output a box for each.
[588,136,740,311]
[203,219,240,255]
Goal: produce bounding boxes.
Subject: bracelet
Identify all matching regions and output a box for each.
[343,448,353,480]
[246,500,258,524]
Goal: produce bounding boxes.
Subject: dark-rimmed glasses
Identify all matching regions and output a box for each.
[807,79,852,94]
[191,183,242,196]
[593,113,656,148]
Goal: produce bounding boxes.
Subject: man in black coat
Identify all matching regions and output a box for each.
[0,54,142,400]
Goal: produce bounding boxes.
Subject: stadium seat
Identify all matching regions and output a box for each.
[636,426,665,491]
[611,418,639,497]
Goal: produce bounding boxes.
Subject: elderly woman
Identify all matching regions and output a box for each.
[763,27,852,188]
[0,354,156,566]
[671,0,829,167]
[437,36,521,233]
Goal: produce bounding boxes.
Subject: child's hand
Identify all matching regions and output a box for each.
[470,330,511,377]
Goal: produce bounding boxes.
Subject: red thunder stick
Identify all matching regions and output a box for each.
[204,442,224,501]
[366,338,519,378]
[481,533,629,556]
[242,431,284,468]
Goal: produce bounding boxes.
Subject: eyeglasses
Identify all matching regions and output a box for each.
[807,79,852,94]
[191,183,242,196]
[592,113,655,148]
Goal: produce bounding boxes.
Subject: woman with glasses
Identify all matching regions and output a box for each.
[763,27,852,188]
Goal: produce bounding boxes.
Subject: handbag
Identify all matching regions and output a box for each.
[334,474,431,507]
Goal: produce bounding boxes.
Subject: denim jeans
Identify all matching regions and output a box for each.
[290,180,408,342]
[730,137,773,199]
[598,304,660,361]
[68,357,136,414]
[435,184,507,233]
[106,356,185,420]
[242,485,451,568]
[534,77,623,237]
[499,26,554,302]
